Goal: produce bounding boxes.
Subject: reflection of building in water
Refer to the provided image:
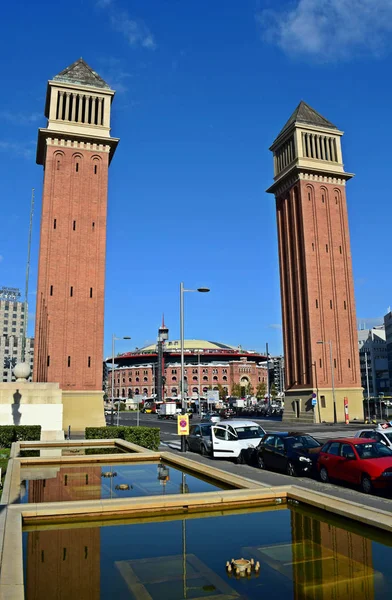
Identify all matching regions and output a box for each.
[26,528,100,600]
[290,510,375,599]
[27,466,102,503]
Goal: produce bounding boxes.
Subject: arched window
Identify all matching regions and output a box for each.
[143,377,148,382]
[203,376,208,381]
[192,387,198,393]
[143,388,148,395]
[172,376,177,382]
[192,376,198,382]
[203,387,208,393]
[135,377,140,382]
[135,388,140,395]
[213,376,218,381]
[171,388,177,396]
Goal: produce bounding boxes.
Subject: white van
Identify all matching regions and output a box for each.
[211,420,266,463]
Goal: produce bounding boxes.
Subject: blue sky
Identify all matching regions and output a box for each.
[0,0,391,357]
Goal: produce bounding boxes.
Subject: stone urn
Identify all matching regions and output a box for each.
[13,362,31,383]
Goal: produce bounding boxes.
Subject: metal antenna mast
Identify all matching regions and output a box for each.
[21,188,35,363]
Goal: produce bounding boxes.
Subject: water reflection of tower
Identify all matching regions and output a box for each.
[157,463,170,495]
[290,510,375,600]
[26,466,102,599]
[157,316,169,402]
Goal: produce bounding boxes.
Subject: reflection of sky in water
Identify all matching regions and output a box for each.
[24,507,392,599]
[20,462,226,503]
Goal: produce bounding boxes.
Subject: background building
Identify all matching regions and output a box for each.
[107,324,268,400]
[0,287,34,382]
[267,101,363,423]
[358,325,389,397]
[384,311,392,391]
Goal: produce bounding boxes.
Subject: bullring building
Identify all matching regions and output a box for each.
[106,322,268,400]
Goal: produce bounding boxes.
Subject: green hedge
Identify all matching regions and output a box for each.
[85,426,160,451]
[0,425,41,448]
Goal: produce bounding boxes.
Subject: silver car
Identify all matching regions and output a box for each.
[201,412,221,424]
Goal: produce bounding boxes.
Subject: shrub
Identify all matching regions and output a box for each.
[85,426,160,451]
[0,425,41,448]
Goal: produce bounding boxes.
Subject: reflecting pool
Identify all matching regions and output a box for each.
[23,504,392,599]
[20,462,229,503]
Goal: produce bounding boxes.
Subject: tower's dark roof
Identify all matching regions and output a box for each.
[277,101,338,139]
[52,58,111,90]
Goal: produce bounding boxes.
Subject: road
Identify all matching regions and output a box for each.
[105,411,392,513]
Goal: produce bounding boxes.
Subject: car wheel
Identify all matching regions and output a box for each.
[257,454,265,469]
[286,461,297,477]
[319,467,329,483]
[361,474,373,494]
[235,451,245,465]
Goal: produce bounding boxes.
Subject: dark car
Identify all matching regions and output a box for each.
[186,424,212,456]
[318,437,392,494]
[254,432,322,476]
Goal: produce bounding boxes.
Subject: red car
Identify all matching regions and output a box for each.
[317,437,392,494]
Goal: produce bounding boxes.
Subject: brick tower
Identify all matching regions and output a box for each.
[34,59,119,427]
[267,102,362,423]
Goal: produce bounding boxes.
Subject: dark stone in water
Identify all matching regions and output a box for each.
[202,585,216,592]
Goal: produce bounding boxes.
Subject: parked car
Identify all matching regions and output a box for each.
[354,424,392,450]
[186,424,212,456]
[254,432,322,476]
[201,412,221,424]
[317,438,392,494]
[211,420,266,463]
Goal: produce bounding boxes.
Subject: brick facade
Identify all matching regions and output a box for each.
[34,145,109,390]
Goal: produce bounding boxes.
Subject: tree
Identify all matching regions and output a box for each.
[231,382,242,397]
[247,383,254,397]
[256,382,266,400]
[270,383,277,400]
[217,384,228,401]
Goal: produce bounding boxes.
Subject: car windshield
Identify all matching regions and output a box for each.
[200,425,212,437]
[286,435,320,449]
[383,431,392,442]
[235,426,264,440]
[354,442,392,459]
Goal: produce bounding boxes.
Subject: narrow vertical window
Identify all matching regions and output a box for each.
[41,551,45,563]
[85,547,88,559]
[85,474,89,485]
[322,194,325,203]
[47,355,50,367]
[94,165,97,174]
[319,359,322,368]
[75,162,79,172]
[53,218,57,229]
[67,356,71,367]
[308,192,311,201]
[92,222,95,230]
[90,288,93,298]
[88,356,91,368]
[348,359,351,368]
[334,358,337,368]
[339,245,342,254]
[330,300,333,309]
[70,286,73,297]
[344,300,347,310]
[57,160,60,171]
[63,548,67,561]
[50,285,53,296]
[316,299,318,308]
[64,475,68,485]
[73,220,76,231]
[326,244,328,253]
[312,243,315,251]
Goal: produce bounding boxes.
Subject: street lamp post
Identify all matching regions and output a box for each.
[317,340,337,424]
[365,351,370,421]
[111,334,131,426]
[180,282,210,452]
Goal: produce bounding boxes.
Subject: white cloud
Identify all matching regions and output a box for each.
[111,13,156,50]
[0,140,35,159]
[268,323,282,330]
[0,111,41,124]
[257,0,392,61]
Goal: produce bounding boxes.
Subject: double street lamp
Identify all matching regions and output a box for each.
[111,334,131,426]
[180,282,210,452]
[317,340,336,424]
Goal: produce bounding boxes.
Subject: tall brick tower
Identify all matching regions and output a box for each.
[267,102,362,423]
[34,59,118,428]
